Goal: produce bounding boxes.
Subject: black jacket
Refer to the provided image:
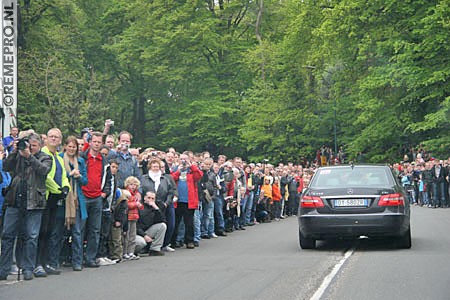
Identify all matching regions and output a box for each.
[199,169,217,202]
[140,173,176,208]
[111,176,127,226]
[4,150,52,209]
[431,165,447,183]
[136,202,166,237]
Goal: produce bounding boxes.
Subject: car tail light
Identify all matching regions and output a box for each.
[378,193,405,206]
[301,195,325,208]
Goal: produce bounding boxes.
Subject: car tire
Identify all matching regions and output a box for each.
[299,231,316,249]
[397,226,412,249]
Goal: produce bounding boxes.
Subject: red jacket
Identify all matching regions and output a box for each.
[171,164,203,209]
[296,176,304,193]
[127,189,143,221]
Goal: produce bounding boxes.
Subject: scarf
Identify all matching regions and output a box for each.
[63,153,79,229]
[149,170,162,192]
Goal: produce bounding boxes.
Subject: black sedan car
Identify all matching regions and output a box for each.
[298,164,411,249]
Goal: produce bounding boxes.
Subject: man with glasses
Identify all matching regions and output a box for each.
[34,128,70,277]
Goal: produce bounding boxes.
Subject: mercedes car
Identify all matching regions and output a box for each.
[298,164,411,249]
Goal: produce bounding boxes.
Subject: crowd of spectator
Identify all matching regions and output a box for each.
[394,152,450,208]
[0,121,311,281]
[0,121,447,282]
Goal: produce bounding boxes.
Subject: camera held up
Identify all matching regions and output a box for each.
[17,137,30,151]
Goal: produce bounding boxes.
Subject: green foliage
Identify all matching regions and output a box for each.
[16,0,450,162]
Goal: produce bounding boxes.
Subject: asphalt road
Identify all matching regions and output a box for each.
[1,206,450,300]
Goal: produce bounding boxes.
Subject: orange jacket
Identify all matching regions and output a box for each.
[260,183,272,199]
[272,183,282,202]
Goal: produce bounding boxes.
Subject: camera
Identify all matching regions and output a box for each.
[106,120,114,126]
[151,151,158,156]
[181,159,187,167]
[17,137,30,151]
[120,143,129,151]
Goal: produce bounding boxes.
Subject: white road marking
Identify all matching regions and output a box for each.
[309,248,354,300]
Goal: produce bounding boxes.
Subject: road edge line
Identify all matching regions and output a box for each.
[309,248,354,300]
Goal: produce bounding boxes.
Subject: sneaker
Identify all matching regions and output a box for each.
[193,241,200,247]
[9,264,20,275]
[23,270,33,281]
[148,250,165,256]
[44,265,61,275]
[210,233,218,238]
[122,254,131,260]
[33,265,47,278]
[186,242,195,249]
[96,257,109,266]
[162,246,175,252]
[103,257,117,265]
[128,253,140,260]
[201,235,210,239]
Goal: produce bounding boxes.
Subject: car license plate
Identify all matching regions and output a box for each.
[334,199,368,207]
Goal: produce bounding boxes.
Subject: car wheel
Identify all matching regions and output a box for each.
[299,231,316,249]
[397,226,412,249]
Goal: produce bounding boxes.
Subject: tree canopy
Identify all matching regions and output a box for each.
[16,0,450,162]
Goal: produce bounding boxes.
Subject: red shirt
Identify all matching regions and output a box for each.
[82,151,103,198]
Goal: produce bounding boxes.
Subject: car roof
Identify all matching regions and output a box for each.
[317,164,390,170]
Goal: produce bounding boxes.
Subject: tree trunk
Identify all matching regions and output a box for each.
[133,95,146,144]
[255,0,264,80]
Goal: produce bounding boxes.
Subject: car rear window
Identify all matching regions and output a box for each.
[311,167,393,188]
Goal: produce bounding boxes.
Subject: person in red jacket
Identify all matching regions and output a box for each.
[123,176,143,260]
[170,152,203,249]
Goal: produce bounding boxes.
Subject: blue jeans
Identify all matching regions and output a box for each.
[241,192,254,225]
[84,197,103,264]
[214,195,225,232]
[194,204,202,243]
[420,191,429,206]
[433,182,446,207]
[163,203,175,247]
[201,200,214,236]
[71,209,85,267]
[0,207,43,275]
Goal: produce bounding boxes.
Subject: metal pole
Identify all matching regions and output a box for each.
[334,97,337,156]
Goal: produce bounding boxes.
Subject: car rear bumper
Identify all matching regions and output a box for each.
[298,213,410,239]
